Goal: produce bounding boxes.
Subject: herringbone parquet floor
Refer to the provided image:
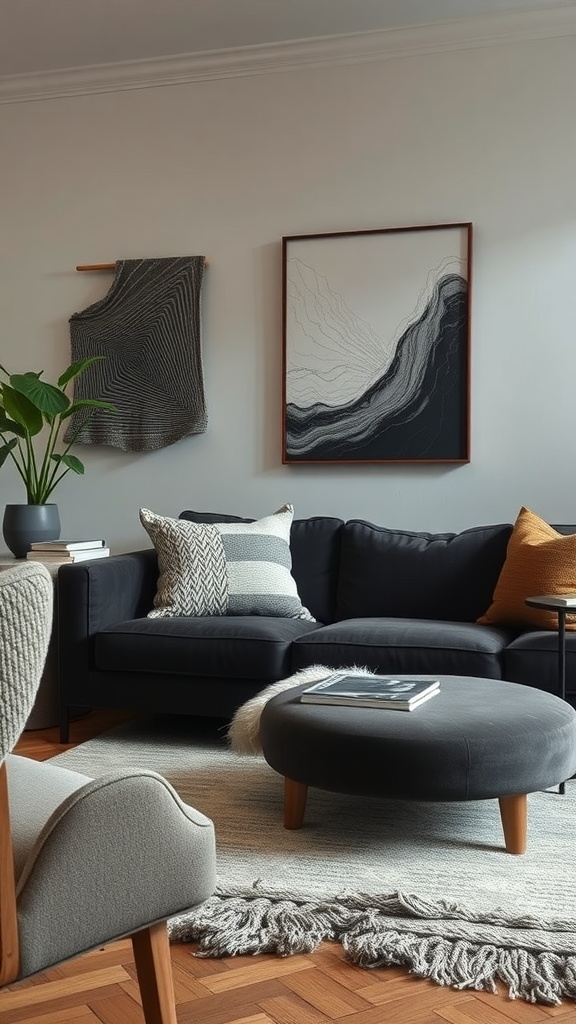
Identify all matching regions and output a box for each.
[4,712,576,1024]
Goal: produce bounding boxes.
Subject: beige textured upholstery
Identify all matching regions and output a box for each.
[0,561,216,1023]
[0,562,53,758]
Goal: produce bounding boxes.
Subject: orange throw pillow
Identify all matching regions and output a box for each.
[477,506,576,630]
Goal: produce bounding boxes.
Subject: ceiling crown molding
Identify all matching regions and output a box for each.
[0,6,574,105]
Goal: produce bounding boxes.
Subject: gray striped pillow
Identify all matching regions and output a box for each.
[139,505,314,620]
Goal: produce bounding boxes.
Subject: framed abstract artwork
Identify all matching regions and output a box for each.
[282,222,472,464]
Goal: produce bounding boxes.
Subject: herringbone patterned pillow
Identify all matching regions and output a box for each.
[140,505,314,620]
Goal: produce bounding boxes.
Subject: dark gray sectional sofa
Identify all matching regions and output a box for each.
[57,511,575,740]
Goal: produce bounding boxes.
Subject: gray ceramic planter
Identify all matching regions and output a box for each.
[2,504,61,559]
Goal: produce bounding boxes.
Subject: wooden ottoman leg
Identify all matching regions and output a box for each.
[498,794,527,854]
[284,777,308,829]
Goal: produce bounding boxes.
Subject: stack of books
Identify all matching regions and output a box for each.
[300,673,441,711]
[26,539,110,563]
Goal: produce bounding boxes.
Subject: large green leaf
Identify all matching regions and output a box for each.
[0,408,26,437]
[1,385,43,435]
[10,373,70,417]
[60,398,116,420]
[58,356,104,389]
[0,438,18,468]
[51,453,85,474]
[1,357,114,502]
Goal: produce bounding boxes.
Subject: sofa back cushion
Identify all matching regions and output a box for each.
[336,520,513,622]
[179,511,343,624]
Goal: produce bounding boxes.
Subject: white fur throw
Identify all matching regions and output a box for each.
[227,664,375,755]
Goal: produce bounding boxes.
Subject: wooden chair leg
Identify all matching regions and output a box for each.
[284,777,308,829]
[498,794,527,854]
[131,921,177,1024]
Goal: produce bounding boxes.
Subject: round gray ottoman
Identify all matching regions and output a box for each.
[259,674,576,854]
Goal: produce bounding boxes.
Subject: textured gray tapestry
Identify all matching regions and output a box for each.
[66,256,207,452]
[50,716,576,1007]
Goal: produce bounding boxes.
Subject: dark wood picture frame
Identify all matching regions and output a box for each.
[282,222,472,464]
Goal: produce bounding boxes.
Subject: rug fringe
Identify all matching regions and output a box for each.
[169,888,576,1006]
[344,930,576,1005]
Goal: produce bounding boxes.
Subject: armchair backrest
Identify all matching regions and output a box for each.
[0,562,53,762]
[0,561,53,985]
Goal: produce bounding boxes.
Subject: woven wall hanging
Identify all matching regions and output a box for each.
[65,255,207,452]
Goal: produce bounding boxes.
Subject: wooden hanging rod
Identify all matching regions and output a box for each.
[76,263,116,271]
[76,259,208,272]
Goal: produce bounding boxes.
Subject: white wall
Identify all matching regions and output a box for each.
[1,29,575,551]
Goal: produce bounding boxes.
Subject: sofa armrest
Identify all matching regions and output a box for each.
[58,549,158,633]
[57,550,158,739]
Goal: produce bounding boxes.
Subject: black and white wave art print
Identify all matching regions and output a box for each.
[282,223,471,464]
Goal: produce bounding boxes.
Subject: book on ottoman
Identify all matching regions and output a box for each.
[300,673,440,710]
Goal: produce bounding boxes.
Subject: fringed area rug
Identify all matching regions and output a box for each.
[50,715,576,1006]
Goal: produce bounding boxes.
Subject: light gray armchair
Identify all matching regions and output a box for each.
[0,561,216,1023]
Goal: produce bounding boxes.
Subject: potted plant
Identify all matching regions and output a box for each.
[0,357,115,557]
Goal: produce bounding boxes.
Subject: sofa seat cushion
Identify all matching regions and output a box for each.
[504,631,576,698]
[290,618,517,678]
[95,616,320,680]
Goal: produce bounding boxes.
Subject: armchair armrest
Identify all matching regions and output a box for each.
[8,754,215,978]
[57,550,158,739]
